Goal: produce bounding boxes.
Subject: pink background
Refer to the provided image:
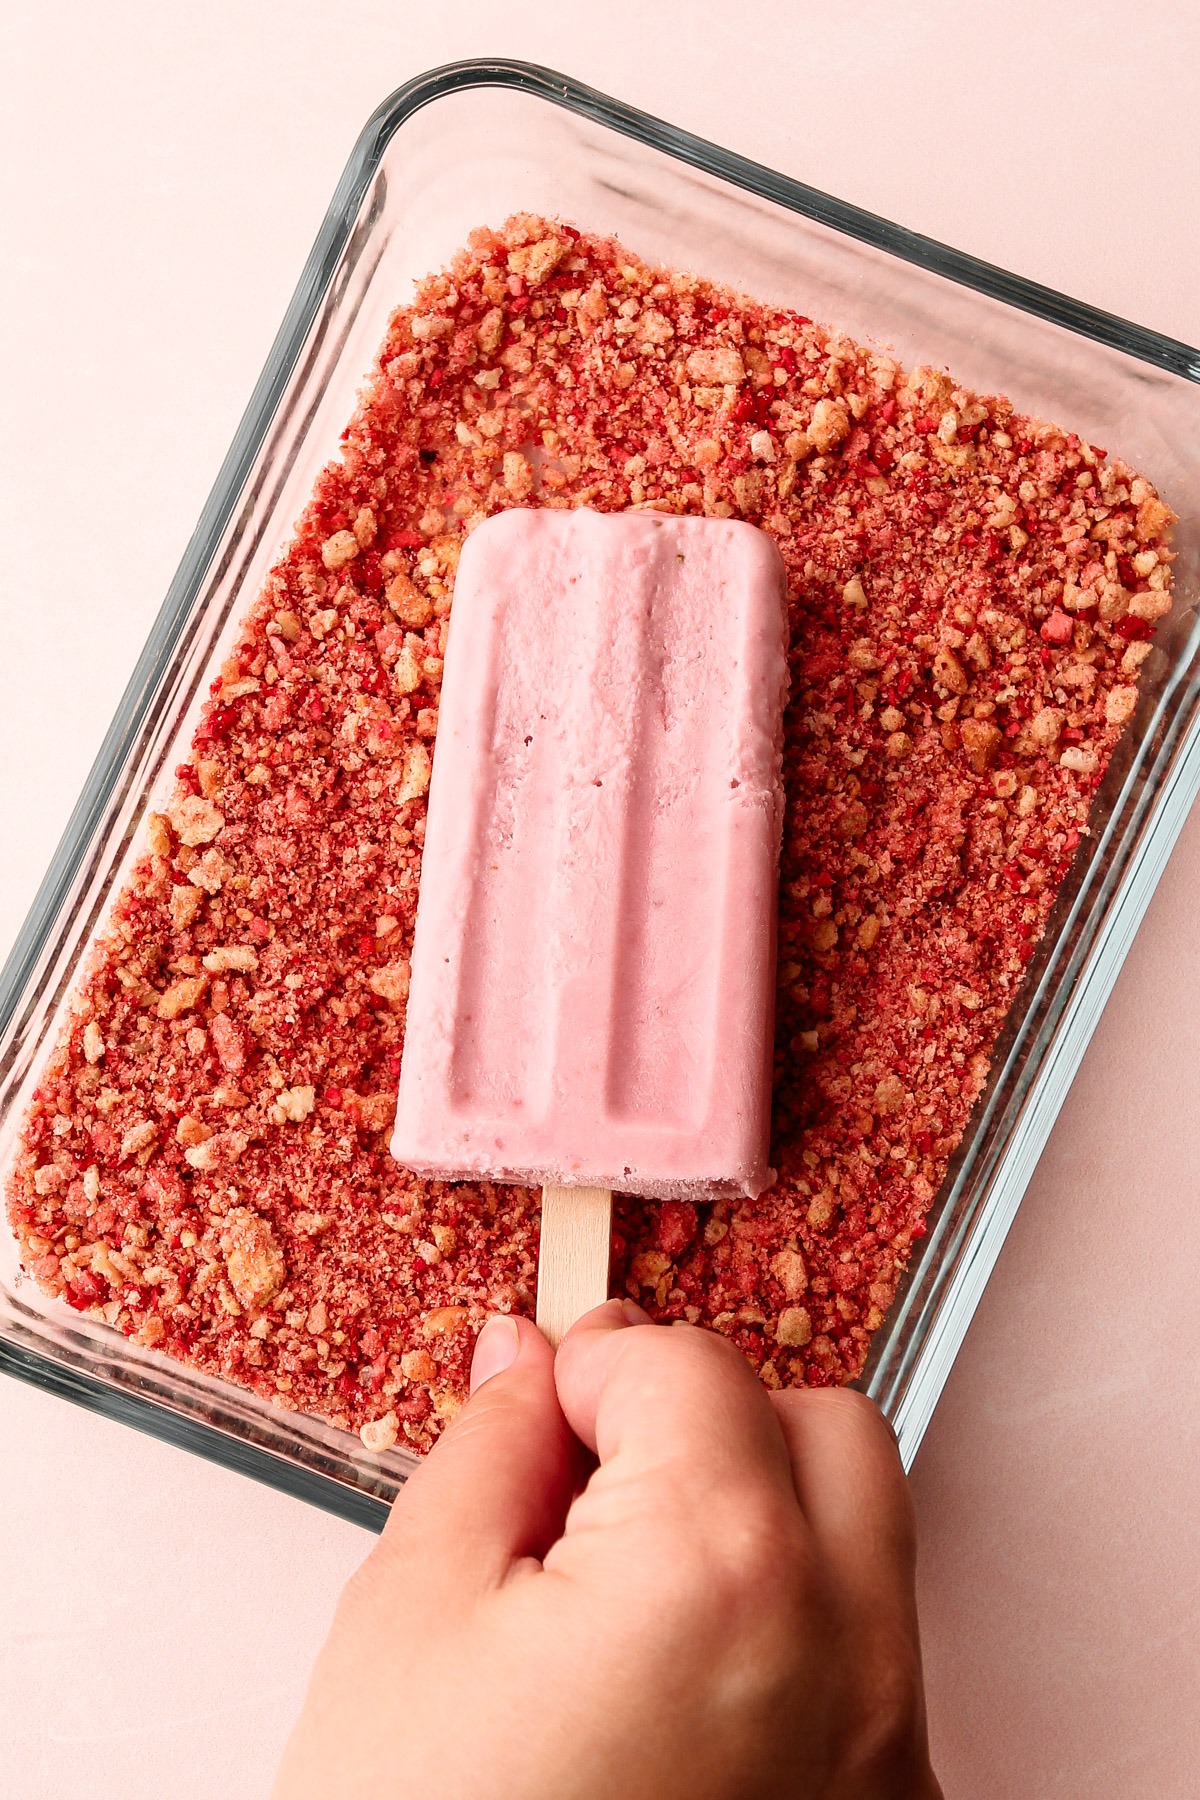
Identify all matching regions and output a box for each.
[2,4,1197,1794]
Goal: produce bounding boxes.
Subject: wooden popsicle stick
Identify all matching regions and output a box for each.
[536,1184,613,1348]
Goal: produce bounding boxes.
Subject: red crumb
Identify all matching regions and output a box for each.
[5,215,1178,1450]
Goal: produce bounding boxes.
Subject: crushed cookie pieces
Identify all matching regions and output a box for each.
[5,214,1175,1448]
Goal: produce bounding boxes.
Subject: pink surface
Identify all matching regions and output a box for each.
[1,6,1198,1797]
[394,510,787,1200]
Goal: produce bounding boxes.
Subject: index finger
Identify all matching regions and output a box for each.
[554,1300,796,1503]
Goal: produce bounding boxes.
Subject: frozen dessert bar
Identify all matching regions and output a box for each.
[393,507,789,1203]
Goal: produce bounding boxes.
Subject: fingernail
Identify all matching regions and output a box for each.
[470,1315,521,1393]
[620,1298,652,1326]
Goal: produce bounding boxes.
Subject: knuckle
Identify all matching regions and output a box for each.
[843,1649,931,1787]
[334,1544,399,1633]
[707,1490,813,1614]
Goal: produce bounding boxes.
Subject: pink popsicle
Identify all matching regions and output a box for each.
[391,506,789,1203]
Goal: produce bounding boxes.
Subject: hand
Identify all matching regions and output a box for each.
[273,1301,942,1800]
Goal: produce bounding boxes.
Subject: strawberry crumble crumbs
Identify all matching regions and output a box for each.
[6,215,1178,1452]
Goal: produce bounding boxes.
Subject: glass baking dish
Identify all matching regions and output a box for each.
[2,60,1198,1530]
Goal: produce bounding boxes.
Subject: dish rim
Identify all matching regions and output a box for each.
[2,57,1197,1529]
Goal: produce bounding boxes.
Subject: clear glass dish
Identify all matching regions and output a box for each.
[2,60,1198,1530]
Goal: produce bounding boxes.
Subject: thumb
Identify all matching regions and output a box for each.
[375,1314,578,1593]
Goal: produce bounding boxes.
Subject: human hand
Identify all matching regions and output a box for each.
[273,1301,941,1800]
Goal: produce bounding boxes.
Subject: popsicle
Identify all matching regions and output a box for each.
[392,506,789,1340]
